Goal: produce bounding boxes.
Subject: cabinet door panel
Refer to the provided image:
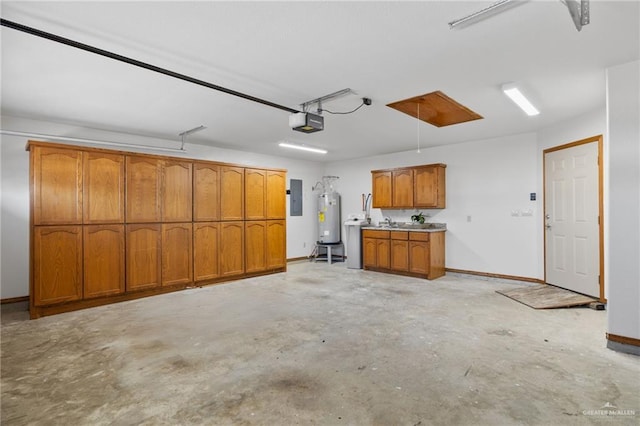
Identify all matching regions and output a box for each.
[194,223,219,281]
[83,152,124,223]
[266,220,286,269]
[162,223,193,286]
[84,225,125,298]
[245,221,266,273]
[409,241,430,275]
[363,238,377,268]
[245,169,266,220]
[33,147,83,225]
[126,156,160,223]
[372,171,392,208]
[392,169,414,208]
[194,163,220,221]
[162,160,192,222]
[266,171,286,219]
[391,240,409,272]
[414,166,441,208]
[377,240,391,269]
[126,224,161,291]
[221,166,244,220]
[220,222,245,276]
[33,226,82,305]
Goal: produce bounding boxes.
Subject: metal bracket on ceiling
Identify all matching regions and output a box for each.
[562,0,590,31]
[300,88,354,114]
[178,125,206,151]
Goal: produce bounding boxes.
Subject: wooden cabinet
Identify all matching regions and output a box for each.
[372,164,446,209]
[83,152,125,224]
[33,226,82,305]
[28,142,286,318]
[194,222,220,282]
[220,221,245,277]
[32,146,83,225]
[392,169,414,208]
[221,166,244,220]
[266,220,286,269]
[162,223,193,286]
[245,168,266,220]
[266,171,286,219]
[363,229,445,280]
[363,230,390,269]
[126,224,162,291]
[126,156,161,223]
[390,231,409,272]
[162,160,192,222]
[245,221,267,273]
[193,162,220,221]
[372,171,392,208]
[84,225,125,298]
[414,165,446,208]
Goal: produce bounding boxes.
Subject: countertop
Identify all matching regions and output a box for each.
[361,223,447,233]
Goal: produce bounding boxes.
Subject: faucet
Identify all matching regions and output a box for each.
[384,216,393,226]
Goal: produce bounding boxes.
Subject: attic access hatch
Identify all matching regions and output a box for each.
[387,91,483,127]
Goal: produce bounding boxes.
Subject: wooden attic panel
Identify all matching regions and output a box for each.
[387,90,483,127]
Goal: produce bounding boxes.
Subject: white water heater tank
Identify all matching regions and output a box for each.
[317,191,341,243]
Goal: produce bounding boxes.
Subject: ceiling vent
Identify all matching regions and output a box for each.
[387,91,483,127]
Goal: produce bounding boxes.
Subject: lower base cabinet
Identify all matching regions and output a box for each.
[162,223,193,286]
[363,229,445,280]
[266,220,286,269]
[220,221,245,277]
[126,224,162,291]
[194,222,220,282]
[33,226,83,306]
[84,225,125,298]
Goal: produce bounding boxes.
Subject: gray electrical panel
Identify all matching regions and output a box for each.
[290,179,302,216]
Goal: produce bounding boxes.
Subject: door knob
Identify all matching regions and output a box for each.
[545,223,552,230]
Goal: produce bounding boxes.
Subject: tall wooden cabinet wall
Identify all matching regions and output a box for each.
[28,141,287,318]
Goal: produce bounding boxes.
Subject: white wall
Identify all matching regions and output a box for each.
[0,115,324,299]
[326,132,541,279]
[606,60,640,344]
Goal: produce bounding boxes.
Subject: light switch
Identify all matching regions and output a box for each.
[511,210,521,217]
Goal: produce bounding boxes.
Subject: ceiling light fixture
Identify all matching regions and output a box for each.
[278,142,327,155]
[502,83,540,116]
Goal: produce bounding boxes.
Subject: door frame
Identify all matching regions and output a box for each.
[543,135,605,302]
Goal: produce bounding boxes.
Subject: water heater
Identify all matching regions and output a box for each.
[315,176,341,244]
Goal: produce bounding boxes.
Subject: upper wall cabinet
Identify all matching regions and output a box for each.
[372,171,392,208]
[220,166,245,221]
[266,171,286,219]
[32,146,83,225]
[414,165,446,208]
[245,168,266,220]
[162,160,193,222]
[83,152,125,224]
[372,163,446,209]
[126,156,161,223]
[392,169,414,208]
[193,162,220,222]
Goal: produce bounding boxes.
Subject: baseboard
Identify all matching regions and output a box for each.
[445,268,544,284]
[1,296,29,305]
[606,333,640,347]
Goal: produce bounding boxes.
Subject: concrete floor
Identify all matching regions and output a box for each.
[1,261,638,425]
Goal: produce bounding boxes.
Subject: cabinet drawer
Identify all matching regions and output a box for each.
[409,232,430,241]
[390,231,408,240]
[363,230,390,239]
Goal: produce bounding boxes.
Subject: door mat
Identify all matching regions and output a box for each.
[496,285,597,309]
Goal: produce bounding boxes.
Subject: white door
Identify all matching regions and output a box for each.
[544,141,600,297]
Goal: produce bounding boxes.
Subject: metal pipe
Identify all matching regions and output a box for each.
[0,18,300,114]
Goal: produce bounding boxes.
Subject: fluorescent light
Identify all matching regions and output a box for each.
[502,83,540,116]
[448,0,523,30]
[278,142,327,154]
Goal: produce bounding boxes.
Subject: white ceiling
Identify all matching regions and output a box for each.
[1,1,638,162]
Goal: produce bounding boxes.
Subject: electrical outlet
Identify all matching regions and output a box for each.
[467,215,472,222]
[303,242,306,248]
